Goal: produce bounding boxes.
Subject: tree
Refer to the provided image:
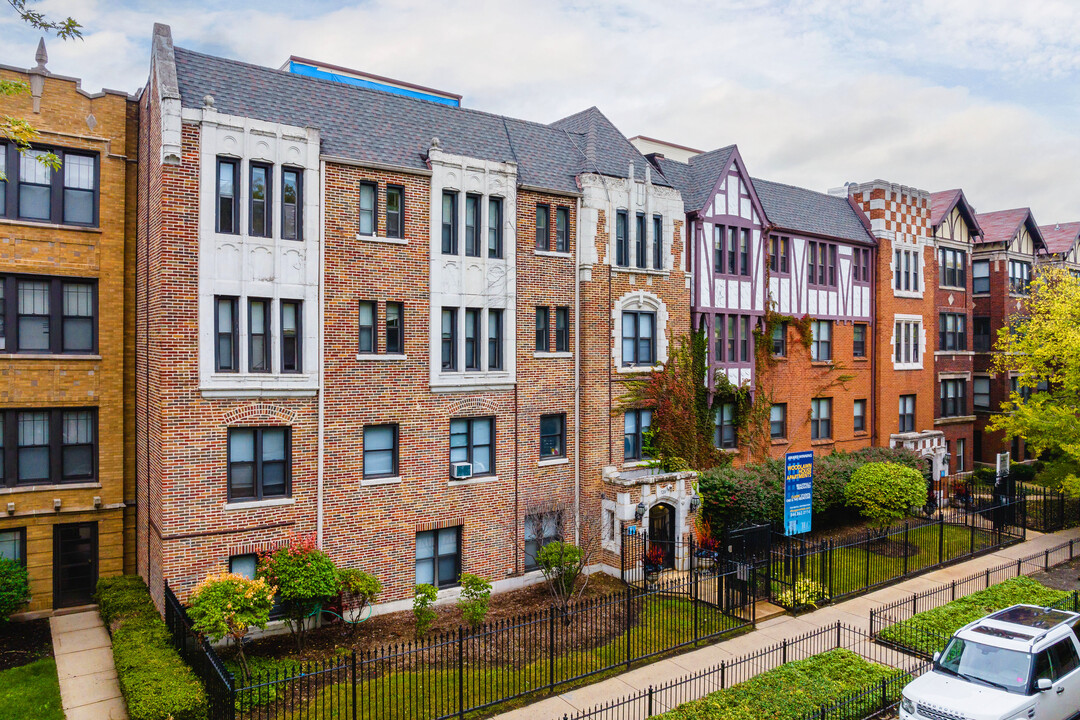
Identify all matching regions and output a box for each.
[187,573,275,682]
[844,462,926,531]
[987,268,1080,467]
[257,537,338,651]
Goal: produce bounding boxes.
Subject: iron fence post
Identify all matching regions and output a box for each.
[549,605,555,691]
[720,659,725,689]
[938,514,944,565]
[903,522,909,577]
[648,685,654,716]
[458,625,464,720]
[880,677,887,712]
[625,584,632,669]
[869,608,875,636]
[351,650,357,720]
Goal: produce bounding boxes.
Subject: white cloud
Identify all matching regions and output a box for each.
[3,0,1079,221]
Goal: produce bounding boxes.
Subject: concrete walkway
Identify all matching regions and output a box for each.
[50,609,128,720]
[495,527,1080,720]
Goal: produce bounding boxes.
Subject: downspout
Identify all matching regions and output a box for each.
[317,158,326,547]
[871,243,878,447]
[574,195,582,544]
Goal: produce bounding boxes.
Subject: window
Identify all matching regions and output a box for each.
[464,308,481,370]
[280,301,301,372]
[770,404,786,439]
[555,307,569,353]
[540,414,566,458]
[1049,638,1080,680]
[727,315,737,362]
[385,185,404,240]
[17,149,50,221]
[769,236,788,274]
[363,424,398,478]
[810,398,831,440]
[828,245,837,286]
[441,191,458,254]
[772,323,787,357]
[535,307,550,352]
[853,324,867,358]
[249,162,272,238]
[488,197,503,257]
[358,301,376,354]
[894,320,921,365]
[974,377,991,409]
[940,379,967,418]
[556,207,570,253]
[956,438,965,473]
[441,308,457,370]
[248,299,271,373]
[939,247,967,288]
[713,225,723,273]
[895,248,920,292]
[636,213,647,268]
[416,527,460,588]
[0,146,6,215]
[230,554,258,579]
[739,229,750,276]
[621,311,655,366]
[215,296,238,372]
[725,226,736,275]
[216,158,239,234]
[854,399,867,432]
[811,320,832,362]
[852,247,870,283]
[974,317,991,351]
[973,260,990,293]
[624,409,652,460]
[450,417,494,477]
[487,309,503,370]
[385,302,403,355]
[536,204,551,251]
[465,194,481,257]
[524,513,561,571]
[899,395,916,433]
[615,211,628,267]
[808,241,829,285]
[939,313,967,352]
[713,315,723,363]
[282,168,303,240]
[0,529,24,564]
[4,408,96,487]
[740,315,750,363]
[359,182,377,237]
[1,277,97,354]
[652,214,663,269]
[1009,260,1031,294]
[63,153,95,225]
[227,426,290,501]
[780,237,791,273]
[714,403,736,449]
[7,147,98,226]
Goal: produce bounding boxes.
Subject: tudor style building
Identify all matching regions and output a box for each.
[0,44,136,612]
[1039,222,1080,277]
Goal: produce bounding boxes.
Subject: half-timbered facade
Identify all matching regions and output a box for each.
[1038,222,1080,277]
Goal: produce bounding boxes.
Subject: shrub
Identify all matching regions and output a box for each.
[537,541,584,597]
[844,462,926,529]
[0,558,30,621]
[457,573,491,627]
[187,573,275,682]
[257,537,338,650]
[95,575,207,720]
[337,568,381,616]
[774,578,829,610]
[413,584,438,638]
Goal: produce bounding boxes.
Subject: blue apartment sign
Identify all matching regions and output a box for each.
[784,451,814,536]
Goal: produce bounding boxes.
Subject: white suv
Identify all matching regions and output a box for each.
[900,604,1080,720]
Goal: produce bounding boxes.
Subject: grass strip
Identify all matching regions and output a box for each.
[0,657,65,720]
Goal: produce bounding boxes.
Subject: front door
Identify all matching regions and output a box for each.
[53,522,97,609]
[648,503,676,569]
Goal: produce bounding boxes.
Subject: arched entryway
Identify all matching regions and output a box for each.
[648,502,676,569]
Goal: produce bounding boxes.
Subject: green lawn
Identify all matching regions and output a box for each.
[0,657,65,720]
[655,648,904,720]
[773,522,1000,608]
[877,576,1074,657]
[231,594,745,719]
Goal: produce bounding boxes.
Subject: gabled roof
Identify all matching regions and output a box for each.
[549,107,670,187]
[974,207,1046,251]
[752,178,875,245]
[930,188,983,238]
[1038,222,1080,256]
[650,146,736,213]
[172,46,600,196]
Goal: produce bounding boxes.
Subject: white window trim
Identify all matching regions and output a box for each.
[612,289,669,370]
[357,232,408,246]
[892,314,925,370]
[891,245,925,299]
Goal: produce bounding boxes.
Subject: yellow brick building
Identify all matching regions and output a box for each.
[0,43,136,613]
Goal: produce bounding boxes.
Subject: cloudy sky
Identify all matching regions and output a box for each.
[4,0,1079,222]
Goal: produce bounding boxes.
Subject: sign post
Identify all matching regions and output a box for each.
[784,451,814,536]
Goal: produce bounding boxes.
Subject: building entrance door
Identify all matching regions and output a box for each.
[53,522,97,608]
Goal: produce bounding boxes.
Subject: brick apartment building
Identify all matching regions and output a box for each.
[1039,222,1080,277]
[971,208,1046,466]
[0,43,136,612]
[929,190,982,474]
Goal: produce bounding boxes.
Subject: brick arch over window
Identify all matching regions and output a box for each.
[221,403,298,426]
[446,396,502,416]
[612,290,669,369]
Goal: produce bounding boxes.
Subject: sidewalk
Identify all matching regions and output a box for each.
[50,609,128,720]
[494,526,1080,720]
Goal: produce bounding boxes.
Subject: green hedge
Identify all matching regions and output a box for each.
[97,576,208,720]
[657,648,903,720]
[877,576,1073,657]
[700,446,924,528]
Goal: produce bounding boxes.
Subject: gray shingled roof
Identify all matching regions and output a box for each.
[652,146,735,213]
[753,178,874,245]
[173,47,594,195]
[550,107,671,188]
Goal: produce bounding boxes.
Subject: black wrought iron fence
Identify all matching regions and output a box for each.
[1023,485,1080,532]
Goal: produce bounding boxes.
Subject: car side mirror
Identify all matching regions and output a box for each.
[932,652,940,664]
[1037,678,1053,692]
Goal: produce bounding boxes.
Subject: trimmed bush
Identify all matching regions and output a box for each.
[257,538,338,650]
[0,558,30,621]
[844,462,926,529]
[413,584,438,638]
[537,541,584,597]
[96,575,207,720]
[187,573,274,683]
[458,573,491,627]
